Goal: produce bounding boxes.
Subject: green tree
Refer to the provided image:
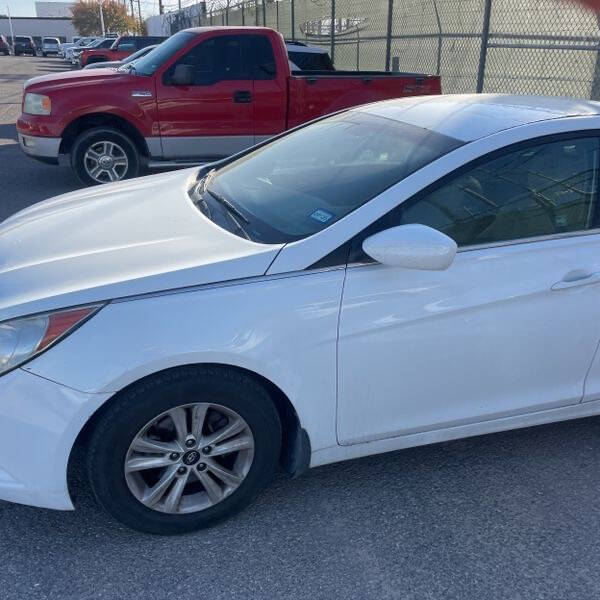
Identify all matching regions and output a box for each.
[71,1,141,36]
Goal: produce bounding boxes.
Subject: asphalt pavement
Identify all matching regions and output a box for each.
[0,54,82,221]
[1,55,600,600]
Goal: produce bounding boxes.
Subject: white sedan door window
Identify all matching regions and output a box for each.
[337,135,600,445]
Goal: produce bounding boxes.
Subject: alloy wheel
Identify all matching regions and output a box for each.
[124,403,255,515]
[83,140,129,183]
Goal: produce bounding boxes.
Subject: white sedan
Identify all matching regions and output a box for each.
[2,94,600,534]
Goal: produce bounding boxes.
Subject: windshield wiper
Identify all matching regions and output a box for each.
[205,188,250,240]
[197,169,250,238]
[205,187,249,224]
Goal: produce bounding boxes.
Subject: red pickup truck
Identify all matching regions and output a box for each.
[18,27,441,186]
[79,35,168,67]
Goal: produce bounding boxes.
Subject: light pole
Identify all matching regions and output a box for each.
[6,4,14,45]
[99,0,106,36]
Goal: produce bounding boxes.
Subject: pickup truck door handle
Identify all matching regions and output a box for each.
[551,270,600,291]
[233,90,252,103]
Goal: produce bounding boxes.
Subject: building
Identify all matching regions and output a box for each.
[35,2,74,18]
[0,16,77,44]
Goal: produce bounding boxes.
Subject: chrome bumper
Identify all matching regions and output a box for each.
[18,133,61,159]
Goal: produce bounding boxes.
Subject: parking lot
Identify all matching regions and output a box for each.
[3,54,600,600]
[0,55,82,220]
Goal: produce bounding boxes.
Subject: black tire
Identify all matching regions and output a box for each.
[87,366,282,535]
[71,126,140,186]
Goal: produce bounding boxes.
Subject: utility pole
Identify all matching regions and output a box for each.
[99,0,106,36]
[130,0,135,18]
[6,5,14,45]
[159,0,164,14]
[137,0,143,29]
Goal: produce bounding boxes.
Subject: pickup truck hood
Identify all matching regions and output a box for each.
[0,169,282,322]
[25,68,130,92]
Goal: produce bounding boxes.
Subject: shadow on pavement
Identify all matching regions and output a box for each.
[0,122,16,141]
[36,64,72,73]
[0,133,80,218]
[0,73,34,81]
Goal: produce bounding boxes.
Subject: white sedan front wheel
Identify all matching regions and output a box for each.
[87,366,282,534]
[124,402,255,515]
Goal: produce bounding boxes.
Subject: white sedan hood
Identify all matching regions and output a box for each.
[0,169,282,321]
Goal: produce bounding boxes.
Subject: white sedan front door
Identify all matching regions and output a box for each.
[337,133,600,445]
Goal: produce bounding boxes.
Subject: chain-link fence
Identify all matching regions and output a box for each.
[146,0,600,98]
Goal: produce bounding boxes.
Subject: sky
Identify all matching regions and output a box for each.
[3,0,174,18]
[6,0,67,17]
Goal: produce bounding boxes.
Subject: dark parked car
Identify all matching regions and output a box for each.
[14,36,36,56]
[286,40,335,71]
[0,35,11,55]
[79,35,167,66]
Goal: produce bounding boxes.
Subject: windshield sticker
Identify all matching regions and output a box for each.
[309,209,334,223]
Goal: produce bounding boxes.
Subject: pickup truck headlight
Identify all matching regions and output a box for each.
[23,93,52,116]
[0,304,103,375]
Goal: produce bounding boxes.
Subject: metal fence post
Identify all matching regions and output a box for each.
[262,0,266,26]
[476,0,492,93]
[432,0,442,76]
[592,14,600,99]
[330,0,336,65]
[255,0,259,25]
[384,0,393,71]
[291,0,295,40]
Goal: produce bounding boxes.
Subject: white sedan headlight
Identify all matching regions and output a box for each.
[0,305,103,375]
[23,93,52,116]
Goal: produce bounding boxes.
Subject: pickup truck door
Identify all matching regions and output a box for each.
[156,34,274,160]
[252,35,287,143]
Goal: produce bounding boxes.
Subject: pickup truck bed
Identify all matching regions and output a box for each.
[18,26,442,186]
[288,71,440,128]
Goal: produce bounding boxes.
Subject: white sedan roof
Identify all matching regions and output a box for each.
[359,94,600,142]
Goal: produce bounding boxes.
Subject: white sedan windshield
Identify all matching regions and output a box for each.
[205,110,462,243]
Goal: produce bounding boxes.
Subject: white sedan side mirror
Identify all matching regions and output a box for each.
[362,224,457,270]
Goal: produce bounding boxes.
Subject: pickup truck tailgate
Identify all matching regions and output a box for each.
[287,72,441,128]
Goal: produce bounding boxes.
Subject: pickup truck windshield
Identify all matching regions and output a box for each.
[130,31,195,76]
[200,110,462,244]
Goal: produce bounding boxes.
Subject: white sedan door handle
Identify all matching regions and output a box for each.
[551,270,600,291]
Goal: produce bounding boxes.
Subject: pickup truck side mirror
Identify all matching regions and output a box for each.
[362,224,457,270]
[171,63,194,86]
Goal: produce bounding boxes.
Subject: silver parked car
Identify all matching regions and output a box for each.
[41,37,60,57]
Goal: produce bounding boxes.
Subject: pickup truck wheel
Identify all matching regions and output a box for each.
[72,127,140,186]
[87,366,282,534]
